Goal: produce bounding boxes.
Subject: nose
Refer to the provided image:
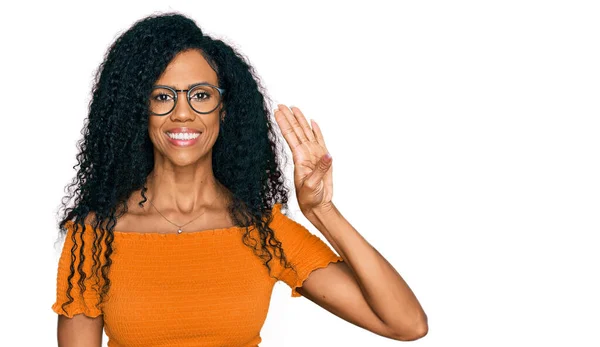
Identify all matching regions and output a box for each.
[169,91,195,122]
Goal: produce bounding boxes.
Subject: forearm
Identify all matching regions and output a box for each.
[303,203,427,332]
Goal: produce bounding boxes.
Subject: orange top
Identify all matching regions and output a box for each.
[52,203,343,347]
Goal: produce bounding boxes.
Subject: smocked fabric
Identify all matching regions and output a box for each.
[51,203,343,347]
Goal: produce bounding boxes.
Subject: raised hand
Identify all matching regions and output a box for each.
[274,105,334,213]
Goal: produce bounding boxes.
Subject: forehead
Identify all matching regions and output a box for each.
[155,49,218,87]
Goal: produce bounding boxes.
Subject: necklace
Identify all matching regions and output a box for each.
[148,189,222,234]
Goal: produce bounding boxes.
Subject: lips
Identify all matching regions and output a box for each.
[165,127,202,134]
[164,127,202,147]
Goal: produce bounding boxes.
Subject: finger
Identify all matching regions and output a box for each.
[274,106,301,150]
[310,119,328,151]
[304,153,333,189]
[278,104,309,144]
[290,106,316,142]
[324,160,333,199]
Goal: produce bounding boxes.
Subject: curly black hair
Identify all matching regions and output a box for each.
[55,12,295,317]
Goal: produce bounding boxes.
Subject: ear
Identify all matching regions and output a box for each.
[219,105,225,122]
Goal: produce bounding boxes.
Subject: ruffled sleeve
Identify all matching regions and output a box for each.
[51,221,104,318]
[270,204,344,298]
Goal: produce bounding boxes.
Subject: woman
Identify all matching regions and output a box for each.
[52,13,427,346]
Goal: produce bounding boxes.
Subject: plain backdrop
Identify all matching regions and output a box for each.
[1,1,599,346]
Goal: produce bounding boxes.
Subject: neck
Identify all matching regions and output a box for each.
[145,156,224,215]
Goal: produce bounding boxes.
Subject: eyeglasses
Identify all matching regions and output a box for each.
[149,83,225,116]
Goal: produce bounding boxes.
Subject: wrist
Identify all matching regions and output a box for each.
[302,202,338,223]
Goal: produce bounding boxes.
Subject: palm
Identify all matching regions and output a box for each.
[274,105,333,211]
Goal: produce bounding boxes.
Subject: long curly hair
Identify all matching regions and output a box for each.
[55,12,295,316]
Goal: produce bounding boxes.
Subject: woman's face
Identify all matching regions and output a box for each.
[148,49,222,167]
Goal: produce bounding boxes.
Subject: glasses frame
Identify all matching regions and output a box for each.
[149,82,226,116]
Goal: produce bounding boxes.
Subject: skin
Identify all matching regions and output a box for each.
[57,49,428,345]
[275,105,428,340]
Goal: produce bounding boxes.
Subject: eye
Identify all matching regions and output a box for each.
[154,93,173,102]
[150,88,175,103]
[190,91,210,101]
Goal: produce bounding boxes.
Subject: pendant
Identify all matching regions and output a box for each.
[177,228,182,234]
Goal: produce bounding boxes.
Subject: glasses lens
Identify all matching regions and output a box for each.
[188,85,221,114]
[149,87,176,115]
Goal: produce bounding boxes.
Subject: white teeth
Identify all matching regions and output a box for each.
[167,132,200,140]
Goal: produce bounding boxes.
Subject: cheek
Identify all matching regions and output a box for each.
[148,120,165,143]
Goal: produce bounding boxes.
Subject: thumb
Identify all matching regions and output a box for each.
[304,153,332,189]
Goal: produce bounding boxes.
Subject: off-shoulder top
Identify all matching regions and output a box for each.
[51,203,343,347]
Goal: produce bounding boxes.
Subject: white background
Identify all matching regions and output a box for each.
[1,1,599,346]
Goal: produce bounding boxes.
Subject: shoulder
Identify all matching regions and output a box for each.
[62,212,101,240]
[63,212,97,228]
[69,212,97,227]
[268,203,295,228]
[267,203,313,241]
[84,212,98,225]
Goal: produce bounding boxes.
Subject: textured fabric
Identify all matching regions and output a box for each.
[51,203,343,347]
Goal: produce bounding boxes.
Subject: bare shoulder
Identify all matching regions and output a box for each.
[84,211,98,225]
[81,194,137,230]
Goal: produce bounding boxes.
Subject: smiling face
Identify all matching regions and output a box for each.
[148,49,223,167]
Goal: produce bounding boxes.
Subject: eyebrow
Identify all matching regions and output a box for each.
[154,82,214,89]
[187,82,210,89]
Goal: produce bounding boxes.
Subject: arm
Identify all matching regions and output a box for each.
[57,313,104,347]
[273,105,427,340]
[56,212,104,346]
[297,203,428,341]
